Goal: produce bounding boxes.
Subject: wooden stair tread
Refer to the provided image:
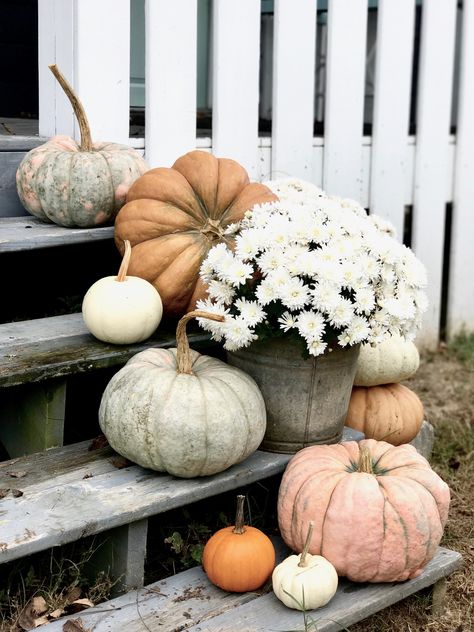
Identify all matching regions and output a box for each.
[0,216,114,252]
[35,546,462,632]
[0,313,212,387]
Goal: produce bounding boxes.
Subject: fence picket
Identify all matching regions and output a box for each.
[271,0,317,180]
[412,0,457,346]
[448,0,474,338]
[145,0,197,167]
[370,0,416,239]
[211,0,261,178]
[38,0,75,138]
[323,0,368,200]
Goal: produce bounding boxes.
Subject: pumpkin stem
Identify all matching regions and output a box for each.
[116,240,131,282]
[358,446,374,474]
[232,494,246,535]
[176,310,225,375]
[298,521,314,567]
[48,64,93,152]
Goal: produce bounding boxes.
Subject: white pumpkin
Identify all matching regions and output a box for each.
[82,240,163,344]
[99,311,267,478]
[272,522,338,611]
[354,334,420,387]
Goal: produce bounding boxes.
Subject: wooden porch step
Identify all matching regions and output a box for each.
[0,216,114,252]
[0,313,211,457]
[35,545,462,632]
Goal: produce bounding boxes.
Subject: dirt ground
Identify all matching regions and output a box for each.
[351,346,474,632]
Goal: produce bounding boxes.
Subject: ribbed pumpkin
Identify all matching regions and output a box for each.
[354,335,420,386]
[203,495,276,592]
[99,311,266,478]
[278,439,450,583]
[114,150,277,316]
[16,65,147,227]
[346,383,424,445]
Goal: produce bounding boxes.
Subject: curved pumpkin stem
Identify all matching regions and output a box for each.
[49,64,93,151]
[116,240,132,282]
[298,521,314,568]
[176,310,225,375]
[358,446,374,474]
[232,494,246,535]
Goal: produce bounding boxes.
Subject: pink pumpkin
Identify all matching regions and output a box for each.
[16,64,147,228]
[277,439,450,583]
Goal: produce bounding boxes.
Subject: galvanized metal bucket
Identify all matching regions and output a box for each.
[227,339,360,453]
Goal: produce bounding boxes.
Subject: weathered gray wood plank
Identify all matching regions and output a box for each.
[35,547,462,632]
[186,548,462,632]
[0,445,294,564]
[0,216,114,252]
[0,117,40,139]
[0,314,212,387]
[0,152,28,217]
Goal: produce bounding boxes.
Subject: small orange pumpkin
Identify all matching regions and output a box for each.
[202,495,276,592]
[345,383,424,445]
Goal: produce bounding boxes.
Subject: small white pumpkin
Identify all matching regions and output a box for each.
[82,240,163,344]
[99,311,267,478]
[354,334,420,387]
[272,522,338,611]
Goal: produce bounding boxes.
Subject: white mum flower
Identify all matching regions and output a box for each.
[279,277,310,310]
[308,339,328,356]
[207,280,236,304]
[223,316,257,349]
[345,315,370,344]
[297,310,326,341]
[225,260,254,286]
[328,298,355,328]
[311,282,342,313]
[354,287,375,315]
[235,298,266,326]
[278,311,298,332]
[256,279,278,305]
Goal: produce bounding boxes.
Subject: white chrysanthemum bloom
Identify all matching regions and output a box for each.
[297,310,326,342]
[196,177,428,354]
[278,311,297,332]
[235,298,265,327]
[279,277,310,310]
[308,339,328,356]
[207,280,236,304]
[369,214,397,237]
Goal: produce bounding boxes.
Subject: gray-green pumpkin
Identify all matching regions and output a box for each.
[99,311,267,478]
[16,64,147,228]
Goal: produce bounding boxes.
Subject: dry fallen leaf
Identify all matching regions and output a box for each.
[50,608,66,619]
[11,488,24,498]
[32,615,50,628]
[88,435,109,451]
[110,456,131,469]
[66,598,94,614]
[0,488,10,499]
[18,596,48,630]
[8,470,27,478]
[65,586,82,604]
[63,618,91,632]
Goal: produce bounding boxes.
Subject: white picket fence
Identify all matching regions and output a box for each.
[37,0,474,348]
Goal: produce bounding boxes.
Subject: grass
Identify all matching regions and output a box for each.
[448,331,474,371]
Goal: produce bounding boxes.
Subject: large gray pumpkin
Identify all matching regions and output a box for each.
[99,311,267,478]
[16,64,147,228]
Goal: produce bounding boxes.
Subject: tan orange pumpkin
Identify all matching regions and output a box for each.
[345,383,424,445]
[114,150,277,316]
[202,495,276,592]
[278,440,450,583]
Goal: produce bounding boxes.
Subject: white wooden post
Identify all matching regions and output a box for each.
[211,0,261,178]
[145,0,198,167]
[38,0,130,144]
[271,0,317,181]
[370,0,416,239]
[412,0,457,347]
[447,0,474,338]
[323,0,368,201]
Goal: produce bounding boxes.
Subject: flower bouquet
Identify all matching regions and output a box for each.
[194,178,428,453]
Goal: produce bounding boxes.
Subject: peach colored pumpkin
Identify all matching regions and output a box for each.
[278,439,450,583]
[346,383,424,445]
[114,150,277,317]
[16,65,147,228]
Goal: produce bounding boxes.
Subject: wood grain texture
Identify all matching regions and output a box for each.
[0,313,211,387]
[0,217,114,252]
[36,546,461,632]
[0,442,292,564]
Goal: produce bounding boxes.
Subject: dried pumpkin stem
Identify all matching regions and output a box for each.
[116,240,131,282]
[233,494,246,535]
[298,521,314,568]
[176,310,225,375]
[358,446,374,474]
[48,64,93,152]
